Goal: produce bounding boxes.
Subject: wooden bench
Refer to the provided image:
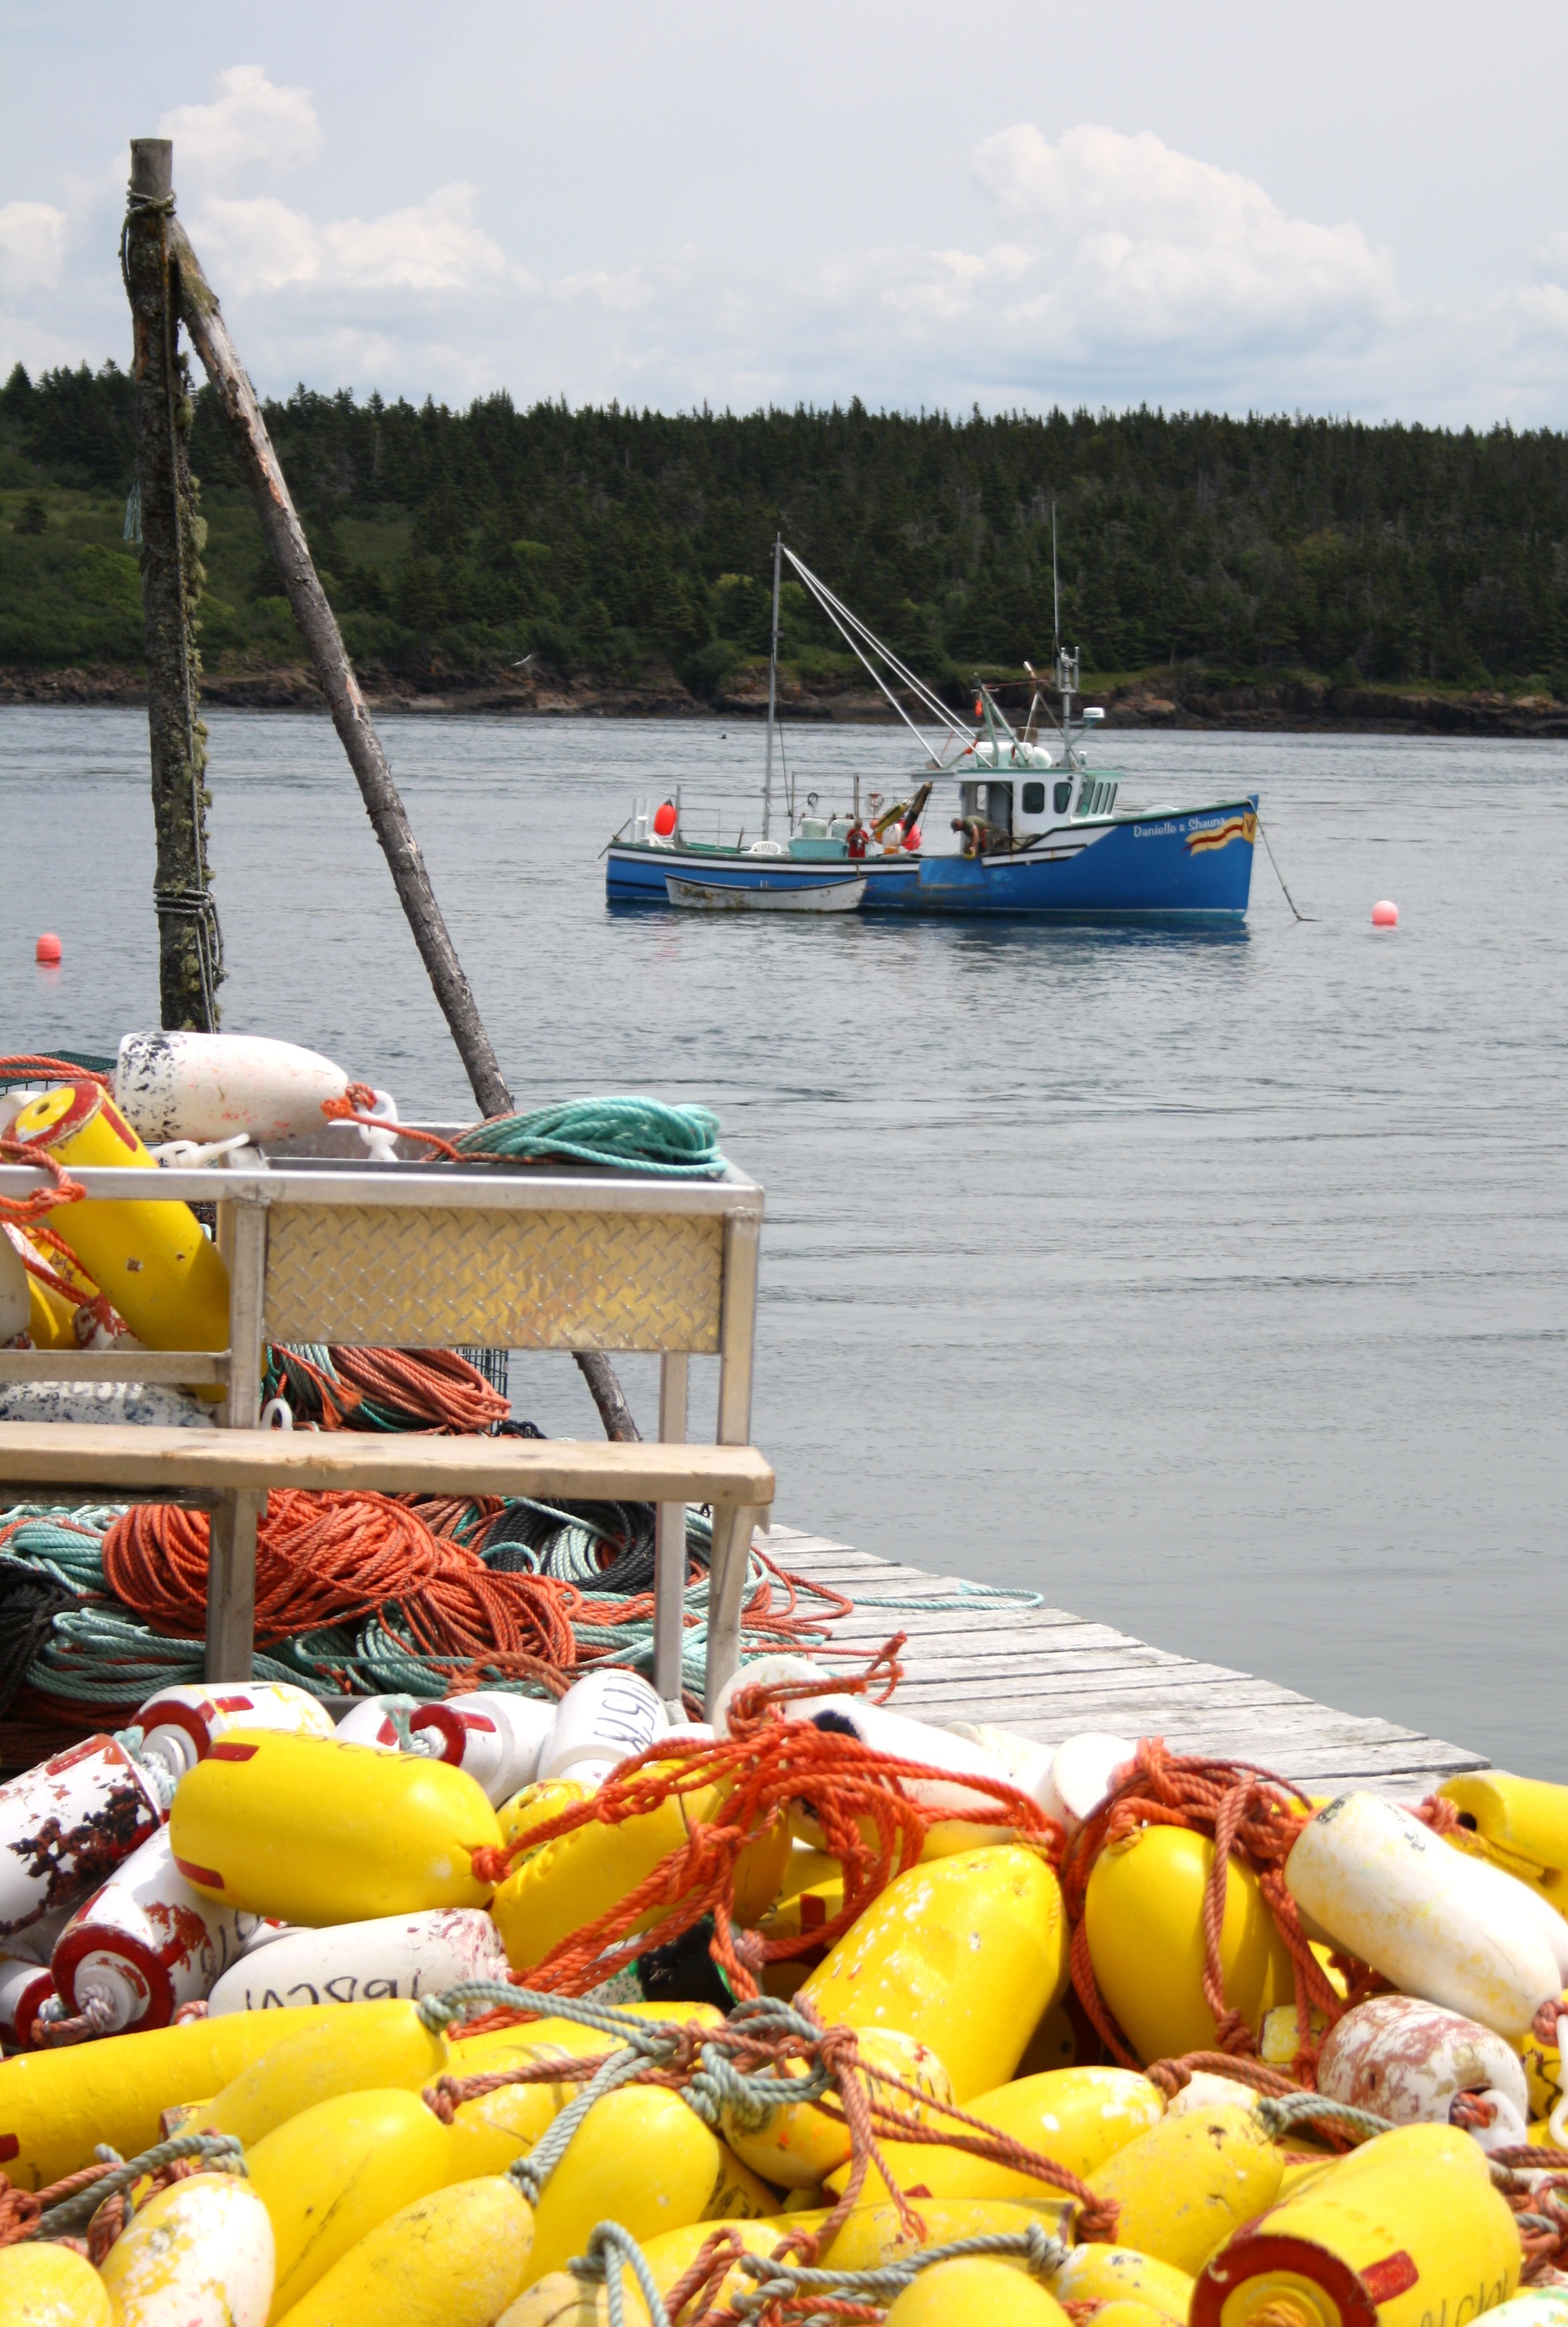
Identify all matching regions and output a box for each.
[0,1151,772,1714]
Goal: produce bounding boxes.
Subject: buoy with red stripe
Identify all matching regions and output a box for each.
[47,1824,270,2035]
[0,1731,165,1942]
[114,1029,353,1147]
[1193,2120,1519,2326]
[169,1728,503,1925]
[134,1680,336,1781]
[207,1904,508,2013]
[9,1081,231,1360]
[536,1668,667,1790]
[0,1948,56,2051]
[409,1690,557,1805]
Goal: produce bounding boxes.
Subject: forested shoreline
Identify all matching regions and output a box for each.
[5,357,1568,722]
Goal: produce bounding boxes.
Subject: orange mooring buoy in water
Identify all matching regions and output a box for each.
[35,932,61,963]
[1372,899,1399,926]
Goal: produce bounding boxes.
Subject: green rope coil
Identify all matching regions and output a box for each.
[456,1097,727,1179]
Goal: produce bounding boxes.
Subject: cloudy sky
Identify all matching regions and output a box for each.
[3,0,1567,424]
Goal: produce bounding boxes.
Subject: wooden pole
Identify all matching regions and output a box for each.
[168,209,641,1442]
[123,140,221,1031]
[168,218,510,1118]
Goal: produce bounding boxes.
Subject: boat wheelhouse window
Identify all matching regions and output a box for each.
[1053,779,1072,815]
[1021,781,1046,815]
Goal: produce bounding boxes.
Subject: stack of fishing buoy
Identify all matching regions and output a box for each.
[1,1655,1567,2325]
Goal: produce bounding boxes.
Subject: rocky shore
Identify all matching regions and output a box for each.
[5,661,1568,738]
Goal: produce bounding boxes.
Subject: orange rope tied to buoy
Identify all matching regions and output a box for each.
[1060,1738,1344,2082]
[0,1133,84,1231]
[464,1646,1065,2002]
[320,1081,464,1160]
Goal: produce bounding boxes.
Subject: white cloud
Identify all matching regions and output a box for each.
[0,203,68,296]
[191,184,514,300]
[159,64,320,187]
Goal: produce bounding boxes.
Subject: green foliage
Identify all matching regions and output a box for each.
[5,361,1568,690]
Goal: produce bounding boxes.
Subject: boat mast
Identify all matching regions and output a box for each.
[763,532,781,841]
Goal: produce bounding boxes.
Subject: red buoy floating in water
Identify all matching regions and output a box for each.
[652,801,678,837]
[35,932,61,964]
[1371,900,1399,928]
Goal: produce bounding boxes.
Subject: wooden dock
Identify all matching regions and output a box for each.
[773,1527,1486,1801]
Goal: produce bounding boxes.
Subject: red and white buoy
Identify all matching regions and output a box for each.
[0,1734,165,1941]
[206,1904,509,2014]
[134,1681,335,1782]
[48,1826,272,2036]
[407,1692,557,1805]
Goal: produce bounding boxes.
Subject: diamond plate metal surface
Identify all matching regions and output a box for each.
[263,1204,724,1352]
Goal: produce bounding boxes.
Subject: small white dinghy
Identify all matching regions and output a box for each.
[664,874,867,913]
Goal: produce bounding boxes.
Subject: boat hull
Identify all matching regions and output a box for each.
[607,800,1256,920]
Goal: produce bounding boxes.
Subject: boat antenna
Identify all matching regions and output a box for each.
[1052,502,1060,660]
[763,531,781,842]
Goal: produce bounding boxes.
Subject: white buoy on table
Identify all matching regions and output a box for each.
[207,1905,509,2013]
[48,1826,272,2035]
[407,1692,556,1805]
[0,1734,165,1940]
[135,1680,336,1781]
[536,1668,668,1791]
[114,1029,353,1146]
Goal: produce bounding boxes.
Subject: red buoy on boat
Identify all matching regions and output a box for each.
[1372,899,1399,927]
[34,932,61,964]
[652,801,678,837]
[902,826,922,851]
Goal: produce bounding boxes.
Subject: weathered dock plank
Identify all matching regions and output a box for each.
[769,1525,1485,1799]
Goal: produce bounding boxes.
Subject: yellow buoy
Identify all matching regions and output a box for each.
[1085,1824,1296,2063]
[821,2195,1075,2271]
[11,1083,231,1357]
[275,2175,534,2327]
[25,1268,79,1350]
[725,2025,953,2189]
[1050,2245,1195,2324]
[1086,2103,1284,2274]
[169,1728,502,1924]
[0,2003,331,2189]
[884,2255,1070,2324]
[490,1777,722,1970]
[824,2062,1163,2205]
[496,2277,607,2327]
[524,2084,773,2286]
[594,2214,797,2323]
[185,1998,448,2147]
[0,2242,115,2326]
[799,1846,1068,2100]
[98,2171,276,2327]
[445,1998,730,2171]
[497,1779,592,1855]
[1192,2120,1519,2327]
[246,2086,456,2319]
[1441,1770,1568,1888]
[1088,2305,1179,2327]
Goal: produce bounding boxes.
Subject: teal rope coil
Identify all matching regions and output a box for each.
[456,1097,727,1178]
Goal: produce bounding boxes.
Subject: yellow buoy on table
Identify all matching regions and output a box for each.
[1085,1824,1296,2063]
[0,2003,332,2189]
[799,1845,1068,2101]
[884,2255,1070,2325]
[185,1997,451,2147]
[246,2086,457,2320]
[523,2084,773,2286]
[11,1082,231,1357]
[726,2025,952,2189]
[276,2176,534,2327]
[0,2242,116,2326]
[1440,1770,1568,1888]
[821,2195,1075,2271]
[1192,2120,1519,2327]
[169,1728,502,1925]
[98,2172,276,2327]
[490,1775,724,1971]
[824,2063,1162,2206]
[1050,2245,1195,2324]
[1086,2103,1284,2275]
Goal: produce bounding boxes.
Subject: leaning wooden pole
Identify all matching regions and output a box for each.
[123,139,221,1031]
[163,173,640,1441]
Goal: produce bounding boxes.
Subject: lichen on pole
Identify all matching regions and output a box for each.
[122,137,222,1031]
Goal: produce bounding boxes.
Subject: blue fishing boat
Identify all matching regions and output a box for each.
[605,543,1256,921]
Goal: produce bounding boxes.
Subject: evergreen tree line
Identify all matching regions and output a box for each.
[5,356,1568,693]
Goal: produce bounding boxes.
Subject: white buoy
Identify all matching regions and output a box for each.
[114,1029,352,1146]
[1286,1792,1561,2036]
[49,1827,271,2034]
[408,1691,557,1805]
[98,2172,274,2327]
[0,1950,57,2049]
[0,1231,29,1345]
[1050,1733,1138,1828]
[0,1734,165,1940]
[537,1669,668,1788]
[1317,1993,1531,2148]
[206,1904,509,2013]
[135,1681,336,1782]
[710,1654,829,1737]
[804,1698,1015,1820]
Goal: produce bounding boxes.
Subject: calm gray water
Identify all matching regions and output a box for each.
[3,706,1565,1774]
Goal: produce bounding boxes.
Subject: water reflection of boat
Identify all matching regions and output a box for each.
[664,873,866,913]
[605,542,1256,921]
